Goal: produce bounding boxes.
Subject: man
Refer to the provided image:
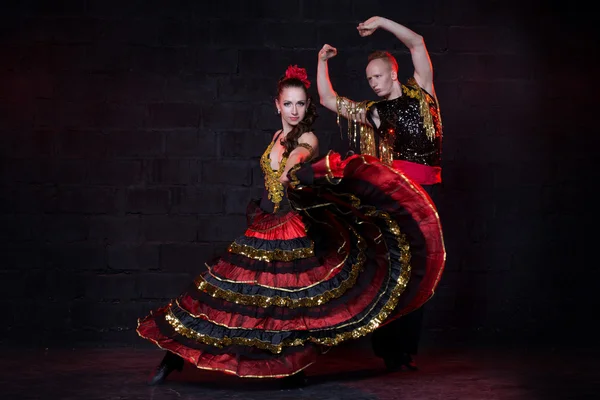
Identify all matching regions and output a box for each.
[316,16,443,372]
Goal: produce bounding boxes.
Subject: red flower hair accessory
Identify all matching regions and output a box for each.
[285,65,311,89]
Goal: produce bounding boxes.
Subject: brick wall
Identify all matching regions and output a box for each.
[0,0,595,347]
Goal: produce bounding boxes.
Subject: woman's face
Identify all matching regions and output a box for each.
[276,86,308,129]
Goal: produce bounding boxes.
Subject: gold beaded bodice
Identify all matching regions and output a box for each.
[260,132,289,213]
[260,132,316,213]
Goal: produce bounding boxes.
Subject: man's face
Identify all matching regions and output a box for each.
[366,58,396,98]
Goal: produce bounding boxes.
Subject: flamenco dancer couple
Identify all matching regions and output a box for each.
[137,16,446,388]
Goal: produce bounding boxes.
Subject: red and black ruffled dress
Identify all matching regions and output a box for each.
[137,137,446,378]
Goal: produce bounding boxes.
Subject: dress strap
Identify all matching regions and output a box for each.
[273,129,284,142]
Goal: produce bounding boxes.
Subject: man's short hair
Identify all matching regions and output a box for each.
[367,51,399,73]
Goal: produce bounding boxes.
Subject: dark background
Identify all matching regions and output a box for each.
[0,0,596,349]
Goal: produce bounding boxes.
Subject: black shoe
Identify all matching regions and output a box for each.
[383,353,418,372]
[148,351,185,386]
[280,371,307,389]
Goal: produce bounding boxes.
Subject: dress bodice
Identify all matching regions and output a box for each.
[258,131,316,213]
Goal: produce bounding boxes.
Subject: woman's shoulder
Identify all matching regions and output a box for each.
[298,131,318,144]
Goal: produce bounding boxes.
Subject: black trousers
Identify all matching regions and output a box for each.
[371,183,439,359]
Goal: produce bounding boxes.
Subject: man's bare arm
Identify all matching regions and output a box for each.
[358,16,435,96]
[317,44,339,113]
[316,44,374,125]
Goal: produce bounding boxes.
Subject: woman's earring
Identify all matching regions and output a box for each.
[277,109,281,115]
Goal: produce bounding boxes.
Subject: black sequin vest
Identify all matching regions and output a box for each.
[371,82,442,167]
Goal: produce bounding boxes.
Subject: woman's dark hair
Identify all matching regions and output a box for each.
[276,77,318,156]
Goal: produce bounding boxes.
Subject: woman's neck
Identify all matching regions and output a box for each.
[281,127,294,137]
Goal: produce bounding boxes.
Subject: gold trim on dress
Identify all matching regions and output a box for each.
[136,317,316,378]
[296,142,315,158]
[196,230,367,309]
[288,164,302,189]
[208,239,349,292]
[324,151,341,185]
[161,207,412,354]
[260,134,289,213]
[383,161,446,293]
[228,241,315,262]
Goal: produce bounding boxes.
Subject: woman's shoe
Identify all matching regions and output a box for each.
[280,370,308,389]
[147,351,185,385]
[384,353,418,372]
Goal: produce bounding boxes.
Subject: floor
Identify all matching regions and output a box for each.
[1,344,597,400]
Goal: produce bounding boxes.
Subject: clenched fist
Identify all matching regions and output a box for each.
[357,16,383,37]
[318,44,338,61]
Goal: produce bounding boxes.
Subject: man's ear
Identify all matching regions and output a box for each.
[391,70,398,81]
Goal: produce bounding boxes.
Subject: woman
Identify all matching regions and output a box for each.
[137,65,445,387]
